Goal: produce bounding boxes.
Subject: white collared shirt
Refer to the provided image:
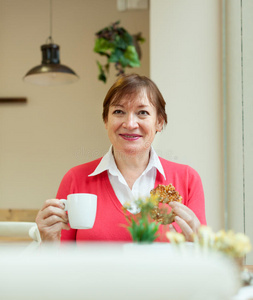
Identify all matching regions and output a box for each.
[89,146,166,213]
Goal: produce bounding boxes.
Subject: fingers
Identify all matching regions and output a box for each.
[174,216,194,241]
[169,201,200,242]
[42,205,68,224]
[39,222,70,242]
[41,198,65,211]
[169,201,200,229]
[39,199,68,223]
[169,201,194,217]
[169,223,177,232]
[168,213,194,241]
[36,199,70,242]
[168,220,193,242]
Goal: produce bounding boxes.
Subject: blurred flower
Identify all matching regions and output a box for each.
[194,226,215,248]
[213,230,252,258]
[194,226,252,258]
[166,231,185,244]
[123,201,132,210]
[164,225,252,259]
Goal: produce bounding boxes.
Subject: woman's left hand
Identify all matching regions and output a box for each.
[168,202,200,241]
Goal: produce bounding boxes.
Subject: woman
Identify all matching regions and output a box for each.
[36,74,206,243]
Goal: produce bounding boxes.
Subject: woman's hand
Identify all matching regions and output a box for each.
[35,199,70,242]
[168,202,200,241]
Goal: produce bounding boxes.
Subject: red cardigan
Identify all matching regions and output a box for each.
[58,157,206,243]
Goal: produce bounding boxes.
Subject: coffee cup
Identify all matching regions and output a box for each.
[60,193,97,229]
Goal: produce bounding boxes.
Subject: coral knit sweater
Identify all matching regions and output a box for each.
[58,157,206,243]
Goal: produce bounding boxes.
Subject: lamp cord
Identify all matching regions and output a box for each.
[46,0,53,44]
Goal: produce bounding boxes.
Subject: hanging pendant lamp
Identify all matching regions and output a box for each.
[23,1,78,86]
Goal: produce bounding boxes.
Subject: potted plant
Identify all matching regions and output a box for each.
[93,21,145,83]
[122,196,161,243]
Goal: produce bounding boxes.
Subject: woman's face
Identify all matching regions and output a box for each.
[105,90,164,157]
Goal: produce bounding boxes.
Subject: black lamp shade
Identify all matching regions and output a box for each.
[23,43,79,86]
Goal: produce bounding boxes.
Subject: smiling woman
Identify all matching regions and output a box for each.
[105,91,163,161]
[35,74,207,243]
[103,76,165,189]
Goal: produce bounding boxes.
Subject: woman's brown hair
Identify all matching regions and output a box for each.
[102,74,167,125]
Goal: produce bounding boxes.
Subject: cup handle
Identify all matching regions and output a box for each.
[59,199,67,211]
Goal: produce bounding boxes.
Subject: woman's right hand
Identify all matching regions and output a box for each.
[35,199,70,242]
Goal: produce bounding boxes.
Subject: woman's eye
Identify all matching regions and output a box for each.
[113,110,124,114]
[138,110,149,116]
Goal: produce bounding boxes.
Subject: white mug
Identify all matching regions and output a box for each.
[60,193,97,229]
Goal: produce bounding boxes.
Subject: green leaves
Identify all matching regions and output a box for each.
[94,38,114,56]
[96,61,107,83]
[124,46,140,67]
[127,218,160,243]
[93,21,144,83]
[109,48,123,63]
[123,197,161,243]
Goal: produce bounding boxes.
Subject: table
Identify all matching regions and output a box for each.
[0,243,240,300]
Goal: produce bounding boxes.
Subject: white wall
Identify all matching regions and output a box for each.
[0,0,149,209]
[150,0,223,231]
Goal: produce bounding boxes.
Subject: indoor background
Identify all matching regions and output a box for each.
[0,0,252,263]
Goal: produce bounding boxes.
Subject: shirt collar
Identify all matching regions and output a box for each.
[88,145,166,180]
[88,145,115,177]
[146,146,166,179]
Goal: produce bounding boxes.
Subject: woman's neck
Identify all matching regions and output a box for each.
[113,148,150,189]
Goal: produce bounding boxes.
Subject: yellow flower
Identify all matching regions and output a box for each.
[123,201,132,209]
[213,230,252,258]
[192,226,252,258]
[193,226,215,247]
[147,195,160,206]
[166,231,185,244]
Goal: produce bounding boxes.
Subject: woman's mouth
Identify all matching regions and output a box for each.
[119,134,142,140]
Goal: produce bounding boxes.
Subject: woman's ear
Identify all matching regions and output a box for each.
[104,118,108,130]
[156,117,164,132]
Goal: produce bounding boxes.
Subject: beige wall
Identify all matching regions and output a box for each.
[150,0,253,264]
[150,0,224,231]
[0,0,149,209]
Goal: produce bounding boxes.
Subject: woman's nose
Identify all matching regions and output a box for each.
[123,113,138,129]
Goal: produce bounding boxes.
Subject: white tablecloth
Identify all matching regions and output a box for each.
[232,286,253,300]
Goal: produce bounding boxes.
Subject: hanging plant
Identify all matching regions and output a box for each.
[93,21,145,83]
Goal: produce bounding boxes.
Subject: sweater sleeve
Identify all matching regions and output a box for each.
[56,169,77,242]
[186,166,207,225]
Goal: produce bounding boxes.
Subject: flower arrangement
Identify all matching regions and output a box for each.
[122,194,252,261]
[122,196,161,243]
[167,226,252,259]
[93,21,145,83]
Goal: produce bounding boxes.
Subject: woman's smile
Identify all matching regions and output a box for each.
[119,133,142,140]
